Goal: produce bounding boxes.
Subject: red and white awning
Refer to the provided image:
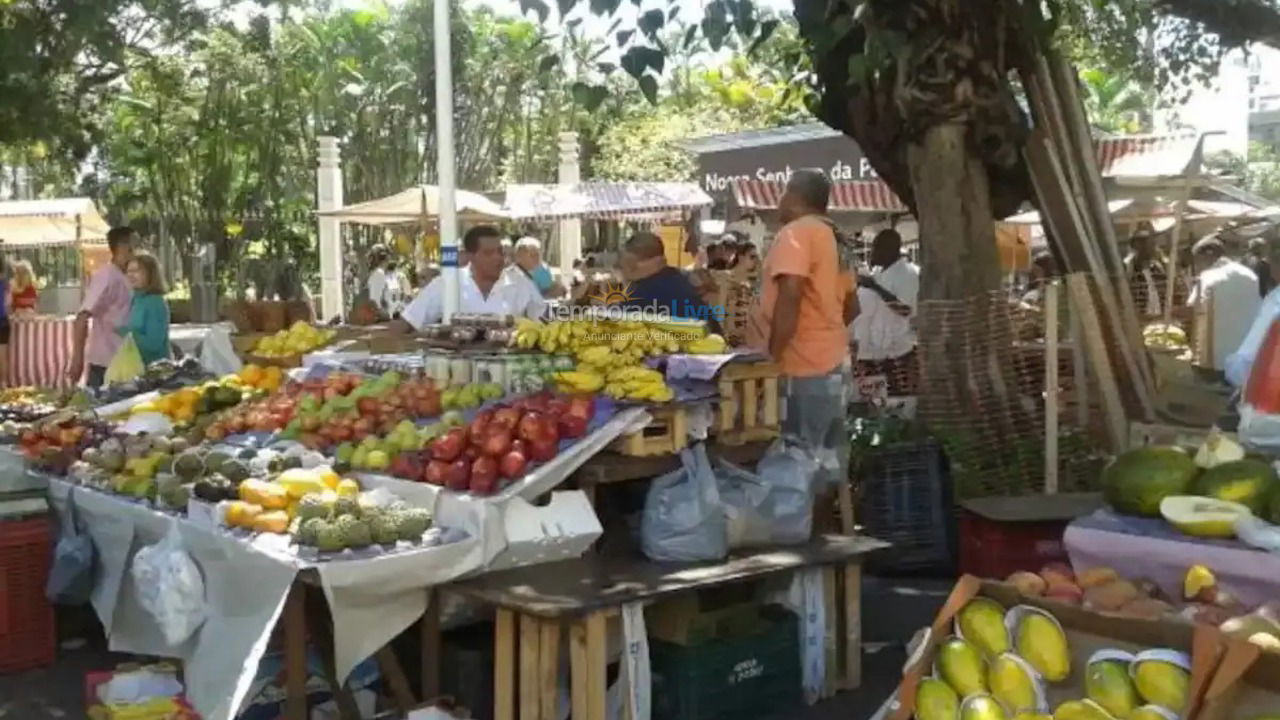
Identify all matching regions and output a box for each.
[1093,133,1203,179]
[503,182,712,221]
[731,178,908,213]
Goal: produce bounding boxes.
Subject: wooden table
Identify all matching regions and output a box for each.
[447,534,888,720]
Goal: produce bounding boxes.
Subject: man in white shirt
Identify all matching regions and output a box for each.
[395,226,546,331]
[1226,235,1280,386]
[1186,237,1259,376]
[851,229,920,392]
[366,246,390,317]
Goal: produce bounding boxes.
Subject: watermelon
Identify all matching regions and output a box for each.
[1192,459,1277,515]
[1102,446,1198,516]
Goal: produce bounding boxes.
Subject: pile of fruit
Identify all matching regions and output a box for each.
[20,413,113,474]
[915,596,1195,720]
[362,391,595,496]
[253,321,338,359]
[1100,432,1280,536]
[129,375,250,428]
[0,386,63,423]
[1002,563,1280,656]
[73,434,187,502]
[237,364,285,393]
[1141,323,1189,353]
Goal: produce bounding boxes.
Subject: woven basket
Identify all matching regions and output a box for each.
[258,301,288,333]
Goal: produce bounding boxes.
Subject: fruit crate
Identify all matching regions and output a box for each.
[855,438,955,574]
[711,362,780,446]
[610,405,688,457]
[0,506,55,672]
[958,493,1102,579]
[650,605,800,720]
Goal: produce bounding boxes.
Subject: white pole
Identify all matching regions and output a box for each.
[558,131,582,280]
[316,136,344,321]
[435,0,459,322]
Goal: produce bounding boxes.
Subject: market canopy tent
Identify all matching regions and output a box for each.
[0,197,110,247]
[316,184,506,225]
[503,181,712,221]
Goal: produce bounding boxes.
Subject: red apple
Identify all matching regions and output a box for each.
[546,397,570,419]
[424,459,449,486]
[253,415,278,433]
[510,438,528,457]
[470,456,499,494]
[356,396,380,416]
[492,406,521,429]
[529,434,557,463]
[524,393,551,414]
[430,428,466,462]
[469,410,493,440]
[499,450,527,479]
[518,412,545,442]
[463,445,480,461]
[444,458,471,490]
[557,414,587,440]
[480,426,513,457]
[353,416,375,435]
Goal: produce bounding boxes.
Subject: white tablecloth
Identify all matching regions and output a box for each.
[169,323,242,376]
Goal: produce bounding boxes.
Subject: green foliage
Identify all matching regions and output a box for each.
[1079,67,1153,134]
[1206,143,1280,201]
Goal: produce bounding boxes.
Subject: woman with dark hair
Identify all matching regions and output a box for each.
[120,251,171,365]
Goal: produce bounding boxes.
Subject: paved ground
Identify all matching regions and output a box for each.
[0,575,952,719]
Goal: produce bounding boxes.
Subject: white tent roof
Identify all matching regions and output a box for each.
[0,197,110,247]
[316,185,506,225]
[503,182,712,221]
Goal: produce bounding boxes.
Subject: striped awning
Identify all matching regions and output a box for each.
[1093,133,1203,178]
[731,178,908,212]
[503,182,712,221]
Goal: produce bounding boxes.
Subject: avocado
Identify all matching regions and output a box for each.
[204,450,233,475]
[221,459,250,483]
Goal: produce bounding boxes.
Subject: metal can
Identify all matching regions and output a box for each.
[449,356,473,385]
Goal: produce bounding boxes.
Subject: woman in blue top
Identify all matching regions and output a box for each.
[119,251,171,365]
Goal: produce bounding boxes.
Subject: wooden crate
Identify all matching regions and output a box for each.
[609,406,689,457]
[713,361,780,445]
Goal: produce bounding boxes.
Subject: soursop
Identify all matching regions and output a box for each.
[173,451,204,481]
[333,515,372,548]
[314,520,345,552]
[296,494,330,521]
[370,514,400,545]
[396,508,431,541]
[333,496,359,518]
[297,518,325,546]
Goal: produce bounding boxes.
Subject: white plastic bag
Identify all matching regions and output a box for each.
[755,438,819,545]
[714,458,775,549]
[641,444,728,562]
[1236,514,1280,553]
[130,524,208,646]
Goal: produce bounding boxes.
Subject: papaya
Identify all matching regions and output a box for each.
[958,598,1011,658]
[915,677,960,720]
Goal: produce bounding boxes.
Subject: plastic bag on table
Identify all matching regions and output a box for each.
[46,491,96,605]
[713,457,774,549]
[1236,514,1280,553]
[106,334,145,385]
[755,437,819,545]
[641,443,727,562]
[130,524,207,646]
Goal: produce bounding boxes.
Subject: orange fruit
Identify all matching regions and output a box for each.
[240,364,264,387]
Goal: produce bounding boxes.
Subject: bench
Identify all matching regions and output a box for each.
[445,534,888,720]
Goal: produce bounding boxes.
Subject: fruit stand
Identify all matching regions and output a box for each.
[0,300,896,720]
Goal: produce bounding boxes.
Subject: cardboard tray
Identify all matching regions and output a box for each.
[892,575,1226,720]
[1199,640,1280,720]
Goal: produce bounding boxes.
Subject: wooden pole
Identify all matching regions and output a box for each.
[1163,178,1192,324]
[1044,281,1060,494]
[1068,274,1129,451]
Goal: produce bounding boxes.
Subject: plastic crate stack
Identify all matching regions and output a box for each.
[0,508,55,671]
[854,438,955,574]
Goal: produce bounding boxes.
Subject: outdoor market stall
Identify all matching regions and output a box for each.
[0,198,112,387]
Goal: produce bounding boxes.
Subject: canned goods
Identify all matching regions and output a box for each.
[449,357,473,385]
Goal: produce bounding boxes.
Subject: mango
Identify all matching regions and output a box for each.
[989,653,1043,714]
[962,695,1009,720]
[1086,658,1140,719]
[1015,609,1071,682]
[1131,653,1190,712]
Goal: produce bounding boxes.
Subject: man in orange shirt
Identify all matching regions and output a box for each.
[751,170,855,485]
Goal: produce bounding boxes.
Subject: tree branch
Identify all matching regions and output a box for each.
[1155,0,1280,49]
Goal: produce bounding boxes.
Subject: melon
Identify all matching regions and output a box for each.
[1159,496,1252,538]
[1103,447,1198,516]
[1192,459,1277,514]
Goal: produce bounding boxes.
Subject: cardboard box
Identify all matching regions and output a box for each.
[1198,640,1280,720]
[482,491,603,572]
[892,576,1226,720]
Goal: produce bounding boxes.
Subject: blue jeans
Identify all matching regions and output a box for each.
[780,366,851,486]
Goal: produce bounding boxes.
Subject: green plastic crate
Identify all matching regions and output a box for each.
[650,606,800,720]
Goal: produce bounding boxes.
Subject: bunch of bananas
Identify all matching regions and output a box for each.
[511,318,724,356]
[554,343,676,403]
[602,366,673,403]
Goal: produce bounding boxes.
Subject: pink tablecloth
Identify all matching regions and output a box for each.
[8,315,74,388]
[1064,509,1280,609]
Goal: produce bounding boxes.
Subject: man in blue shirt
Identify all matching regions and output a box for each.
[619,232,722,331]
